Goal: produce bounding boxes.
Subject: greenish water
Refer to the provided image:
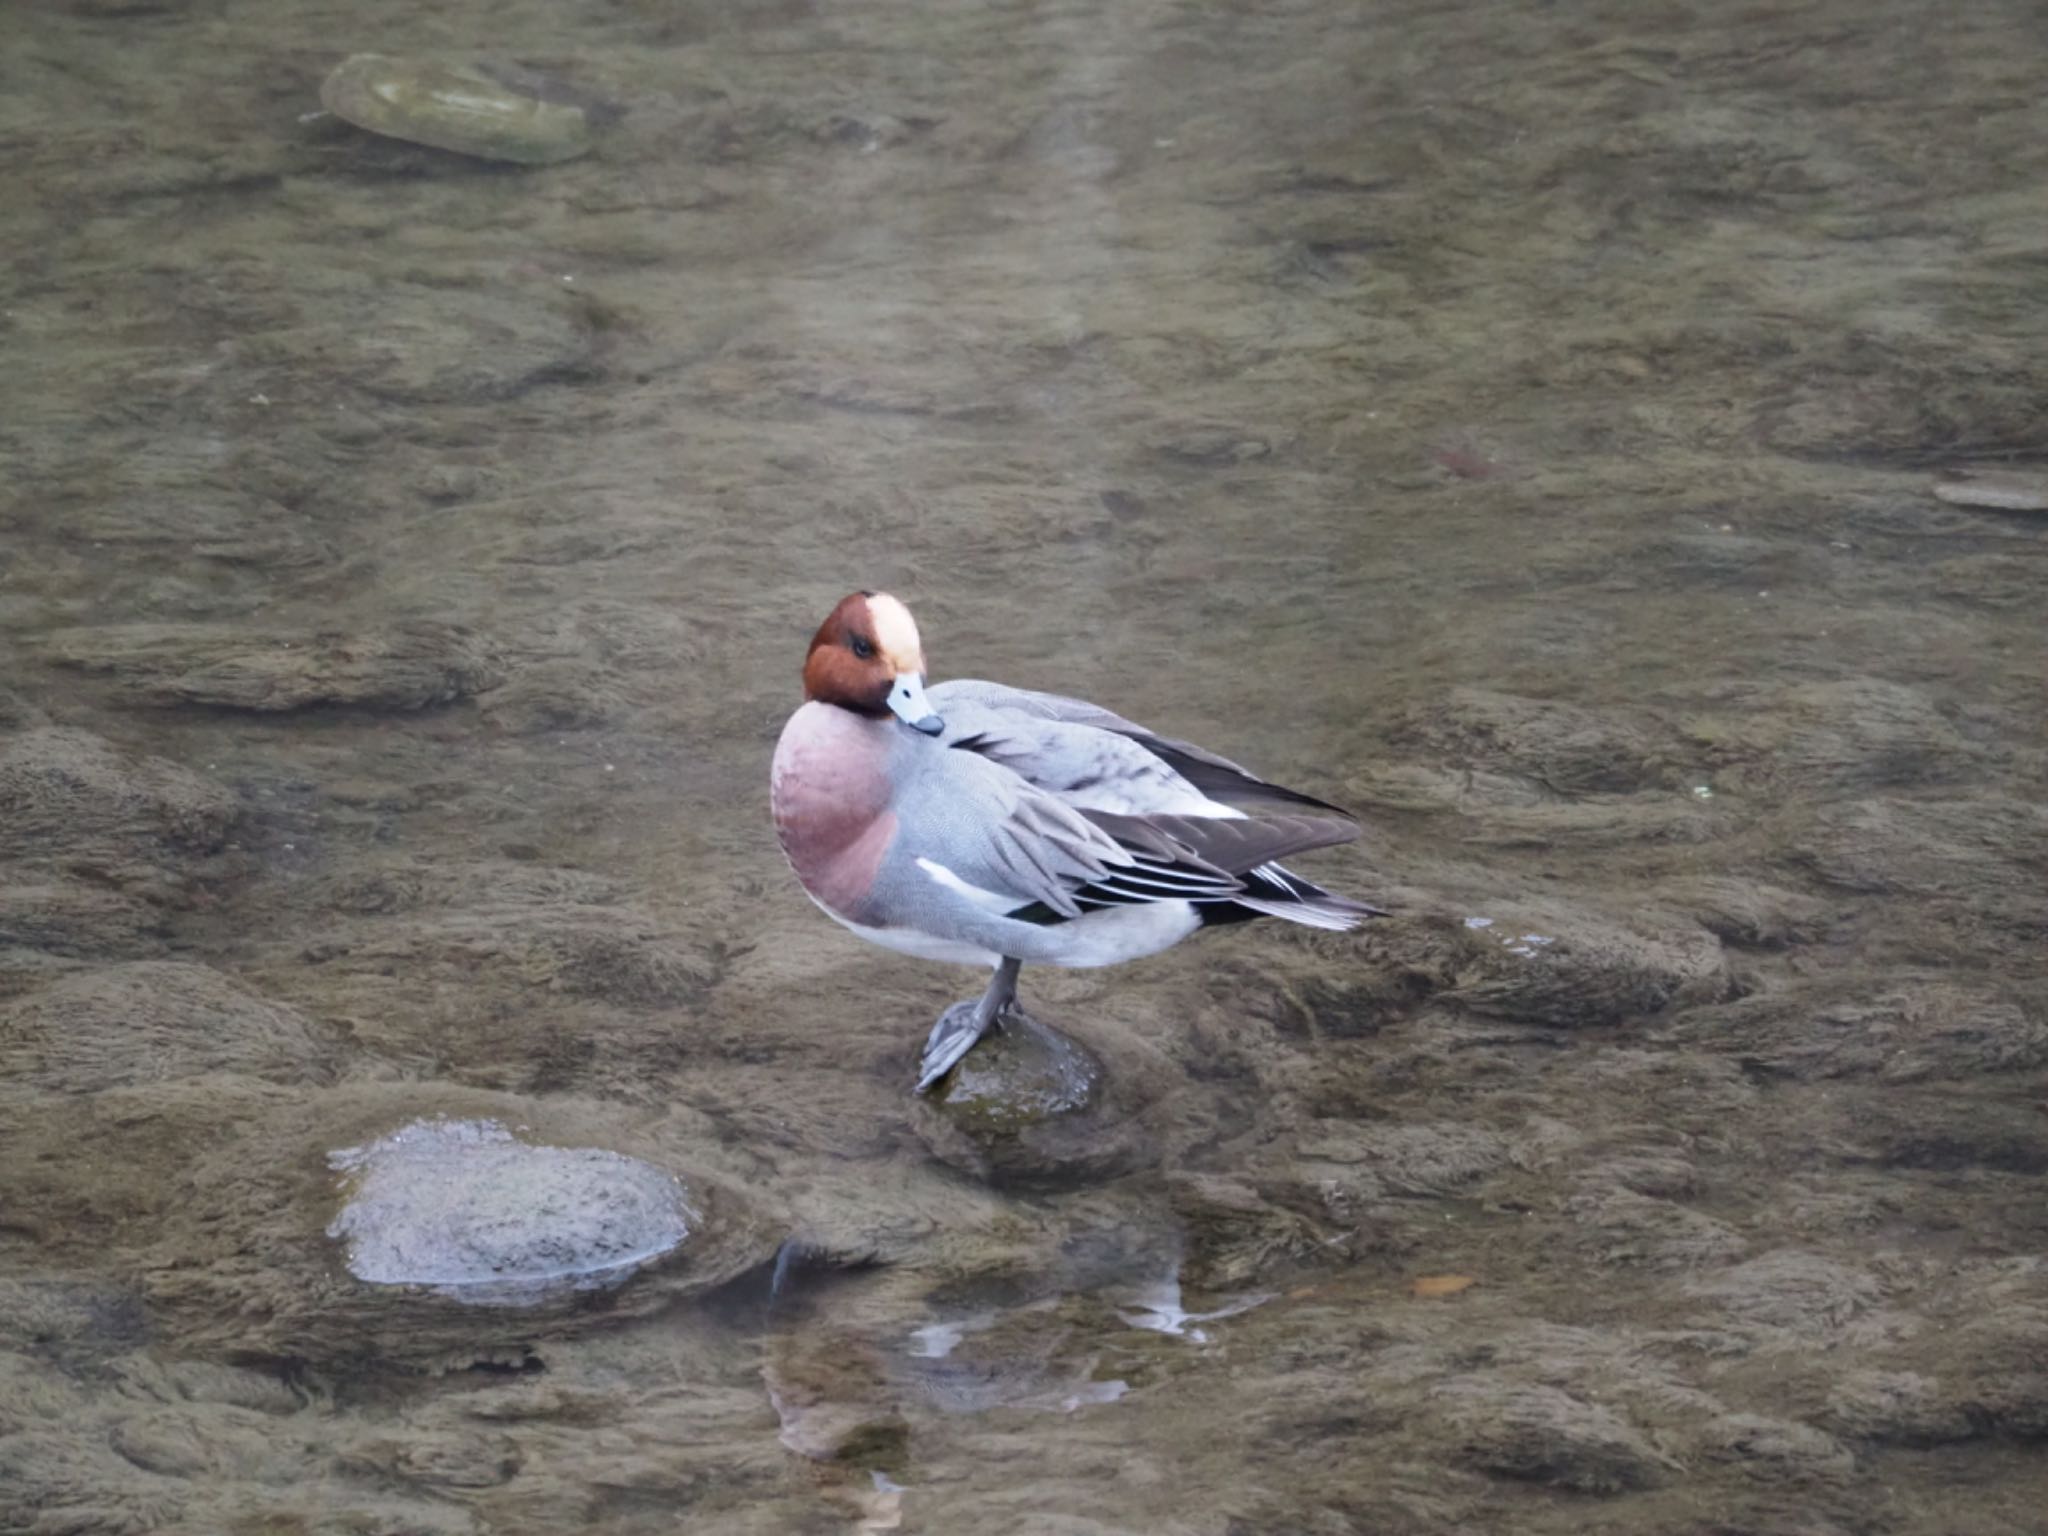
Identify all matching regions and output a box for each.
[3,1,2046,1532]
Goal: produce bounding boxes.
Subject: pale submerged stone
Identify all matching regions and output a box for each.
[319,54,596,166]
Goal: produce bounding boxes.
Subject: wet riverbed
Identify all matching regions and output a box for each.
[3,1,2046,1531]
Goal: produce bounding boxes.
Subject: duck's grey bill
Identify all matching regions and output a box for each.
[888,673,944,736]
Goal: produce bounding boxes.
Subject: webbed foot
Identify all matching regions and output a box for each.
[916,957,1024,1094]
[916,1000,992,1093]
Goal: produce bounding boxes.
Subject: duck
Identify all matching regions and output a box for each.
[770,591,1381,1091]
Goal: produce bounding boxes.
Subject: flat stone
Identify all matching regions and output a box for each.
[320,55,597,166]
[327,1117,694,1306]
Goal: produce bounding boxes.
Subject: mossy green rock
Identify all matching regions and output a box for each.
[937,1014,1101,1131]
[918,1013,1147,1188]
[319,54,596,166]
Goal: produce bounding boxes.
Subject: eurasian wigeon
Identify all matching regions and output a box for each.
[770,592,1380,1091]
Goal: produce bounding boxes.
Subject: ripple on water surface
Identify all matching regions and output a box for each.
[327,1117,696,1307]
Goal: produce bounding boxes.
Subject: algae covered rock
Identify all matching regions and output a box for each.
[0,962,336,1095]
[44,621,504,712]
[319,54,599,166]
[0,728,237,867]
[12,1082,788,1368]
[915,1013,1149,1188]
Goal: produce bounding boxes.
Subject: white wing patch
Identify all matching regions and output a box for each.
[915,855,1024,914]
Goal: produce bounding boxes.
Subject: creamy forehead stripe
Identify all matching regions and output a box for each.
[867,593,924,671]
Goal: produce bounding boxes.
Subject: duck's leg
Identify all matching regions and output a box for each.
[916,956,1021,1093]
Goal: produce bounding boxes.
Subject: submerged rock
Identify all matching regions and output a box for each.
[1168,1173,1353,1289]
[0,1079,776,1367]
[0,878,168,964]
[1796,796,2048,930]
[44,622,503,712]
[1387,686,1676,797]
[335,902,716,1005]
[1662,981,2048,1084]
[761,1323,910,1472]
[1676,677,1980,794]
[916,1013,1148,1188]
[1931,470,2048,513]
[1435,1377,1675,1493]
[477,660,630,732]
[1684,1250,1883,1338]
[320,55,597,166]
[1700,1413,1856,1483]
[1648,876,1829,948]
[0,962,334,1095]
[1359,902,1730,1029]
[1563,1186,1749,1271]
[0,727,237,870]
[327,1117,694,1306]
[1821,1369,1976,1446]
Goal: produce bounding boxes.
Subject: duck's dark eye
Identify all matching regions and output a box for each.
[849,635,875,660]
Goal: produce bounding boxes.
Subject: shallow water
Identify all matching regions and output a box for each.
[4,0,2047,1531]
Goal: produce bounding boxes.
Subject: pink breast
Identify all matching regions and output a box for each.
[771,705,897,922]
